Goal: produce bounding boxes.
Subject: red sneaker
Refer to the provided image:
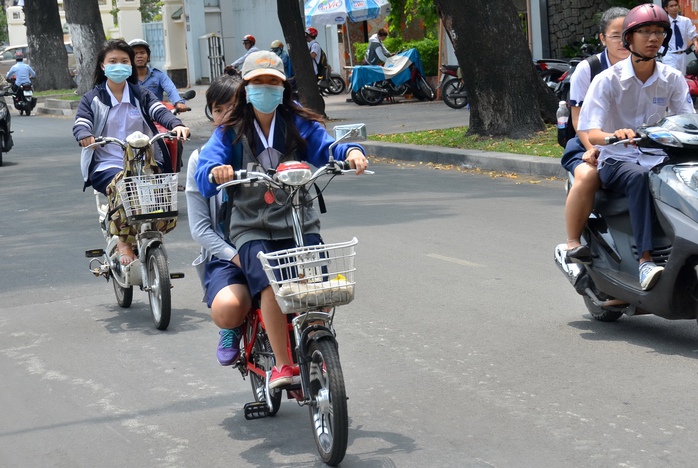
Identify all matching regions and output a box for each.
[269,365,293,389]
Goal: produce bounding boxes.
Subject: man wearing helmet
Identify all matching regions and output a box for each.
[230,35,259,70]
[270,40,295,88]
[6,51,35,102]
[578,3,695,290]
[305,27,322,76]
[128,39,188,113]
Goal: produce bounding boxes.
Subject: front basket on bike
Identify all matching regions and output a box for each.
[257,238,358,314]
[116,174,178,221]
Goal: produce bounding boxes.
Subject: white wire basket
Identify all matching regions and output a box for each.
[115,174,178,221]
[257,238,358,314]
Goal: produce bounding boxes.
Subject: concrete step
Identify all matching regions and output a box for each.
[36,104,73,116]
[43,98,78,110]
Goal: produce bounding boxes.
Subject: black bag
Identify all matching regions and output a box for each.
[560,54,602,148]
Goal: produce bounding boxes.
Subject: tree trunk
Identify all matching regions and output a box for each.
[23,0,74,91]
[64,0,106,95]
[276,0,326,118]
[434,0,557,138]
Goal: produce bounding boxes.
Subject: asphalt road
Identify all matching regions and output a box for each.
[3,115,698,467]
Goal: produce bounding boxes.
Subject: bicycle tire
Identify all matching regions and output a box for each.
[249,324,282,416]
[147,246,171,330]
[307,338,348,466]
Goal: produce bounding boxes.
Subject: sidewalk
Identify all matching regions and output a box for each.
[81,84,568,179]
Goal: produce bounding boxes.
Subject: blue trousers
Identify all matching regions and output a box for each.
[598,158,654,255]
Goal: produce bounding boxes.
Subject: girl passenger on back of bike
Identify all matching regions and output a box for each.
[186,75,252,366]
[560,7,629,263]
[195,51,368,389]
[73,39,189,265]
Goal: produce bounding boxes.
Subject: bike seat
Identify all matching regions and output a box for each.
[594,189,628,217]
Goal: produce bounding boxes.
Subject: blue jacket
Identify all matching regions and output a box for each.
[6,62,35,85]
[73,81,183,190]
[195,112,364,248]
[138,67,183,103]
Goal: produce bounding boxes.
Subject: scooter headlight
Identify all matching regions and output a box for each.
[648,130,683,148]
[674,165,698,190]
[276,161,312,186]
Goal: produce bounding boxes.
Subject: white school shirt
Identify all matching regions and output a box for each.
[93,83,150,173]
[569,49,610,108]
[578,56,694,170]
[308,40,321,74]
[662,15,697,74]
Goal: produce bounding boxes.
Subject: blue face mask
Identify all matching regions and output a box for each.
[246,84,284,114]
[104,64,132,84]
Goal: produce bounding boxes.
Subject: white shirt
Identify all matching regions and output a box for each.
[667,15,697,52]
[308,40,321,74]
[578,56,695,169]
[569,50,610,107]
[93,84,150,173]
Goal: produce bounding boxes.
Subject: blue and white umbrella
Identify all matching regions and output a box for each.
[305,0,391,27]
[305,0,391,65]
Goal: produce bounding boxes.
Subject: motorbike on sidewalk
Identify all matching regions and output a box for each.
[554,113,698,325]
[7,78,36,116]
[318,65,346,95]
[439,64,468,109]
[351,48,434,106]
[85,131,186,330]
[213,124,371,466]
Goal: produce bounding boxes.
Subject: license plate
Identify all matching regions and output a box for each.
[23,90,32,96]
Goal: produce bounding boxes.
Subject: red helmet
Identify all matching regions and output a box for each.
[243,34,256,45]
[14,51,23,60]
[305,27,318,38]
[621,3,671,50]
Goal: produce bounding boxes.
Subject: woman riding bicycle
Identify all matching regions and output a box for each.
[195,50,368,389]
[73,39,189,265]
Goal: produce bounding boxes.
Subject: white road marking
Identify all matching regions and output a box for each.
[426,253,485,268]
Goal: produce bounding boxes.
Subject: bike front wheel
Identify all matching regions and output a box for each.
[359,86,384,106]
[307,338,348,466]
[147,246,171,330]
[413,75,435,101]
[441,78,469,109]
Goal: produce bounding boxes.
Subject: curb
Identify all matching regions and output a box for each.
[361,141,566,179]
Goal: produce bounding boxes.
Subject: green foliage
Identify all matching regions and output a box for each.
[354,38,439,76]
[387,0,438,37]
[140,0,163,23]
[0,8,8,45]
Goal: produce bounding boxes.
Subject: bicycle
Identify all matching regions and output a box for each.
[213,124,371,465]
[85,131,186,330]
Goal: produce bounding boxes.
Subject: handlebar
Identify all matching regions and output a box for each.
[604,136,642,145]
[85,131,183,150]
[209,159,372,190]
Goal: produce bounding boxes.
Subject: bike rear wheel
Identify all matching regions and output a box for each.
[249,323,282,415]
[359,86,384,106]
[351,89,367,105]
[113,274,133,308]
[308,338,348,466]
[147,246,171,330]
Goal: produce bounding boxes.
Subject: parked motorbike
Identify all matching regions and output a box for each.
[535,58,569,92]
[684,58,698,105]
[439,64,468,109]
[554,113,698,325]
[318,66,346,95]
[85,131,186,330]
[351,48,434,106]
[551,39,596,102]
[0,85,13,166]
[8,77,36,116]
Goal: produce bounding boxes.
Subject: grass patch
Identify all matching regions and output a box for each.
[369,126,561,158]
[34,88,79,100]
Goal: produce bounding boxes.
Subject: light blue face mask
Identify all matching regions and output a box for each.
[246,84,284,114]
[104,64,132,84]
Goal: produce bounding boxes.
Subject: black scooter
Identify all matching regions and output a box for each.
[9,78,37,116]
[555,114,698,324]
[0,85,13,166]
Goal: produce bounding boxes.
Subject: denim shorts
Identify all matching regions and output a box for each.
[560,136,585,174]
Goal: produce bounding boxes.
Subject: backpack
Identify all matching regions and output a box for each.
[560,54,602,148]
[316,48,330,81]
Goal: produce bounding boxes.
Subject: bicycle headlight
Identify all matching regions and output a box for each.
[674,164,698,191]
[276,161,312,186]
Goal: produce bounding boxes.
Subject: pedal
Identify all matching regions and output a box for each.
[244,401,269,420]
[169,272,185,279]
[85,249,105,258]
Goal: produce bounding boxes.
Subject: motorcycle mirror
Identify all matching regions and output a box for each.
[333,123,367,142]
[181,89,196,100]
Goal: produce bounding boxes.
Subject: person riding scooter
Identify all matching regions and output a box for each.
[6,52,35,106]
[128,38,187,114]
